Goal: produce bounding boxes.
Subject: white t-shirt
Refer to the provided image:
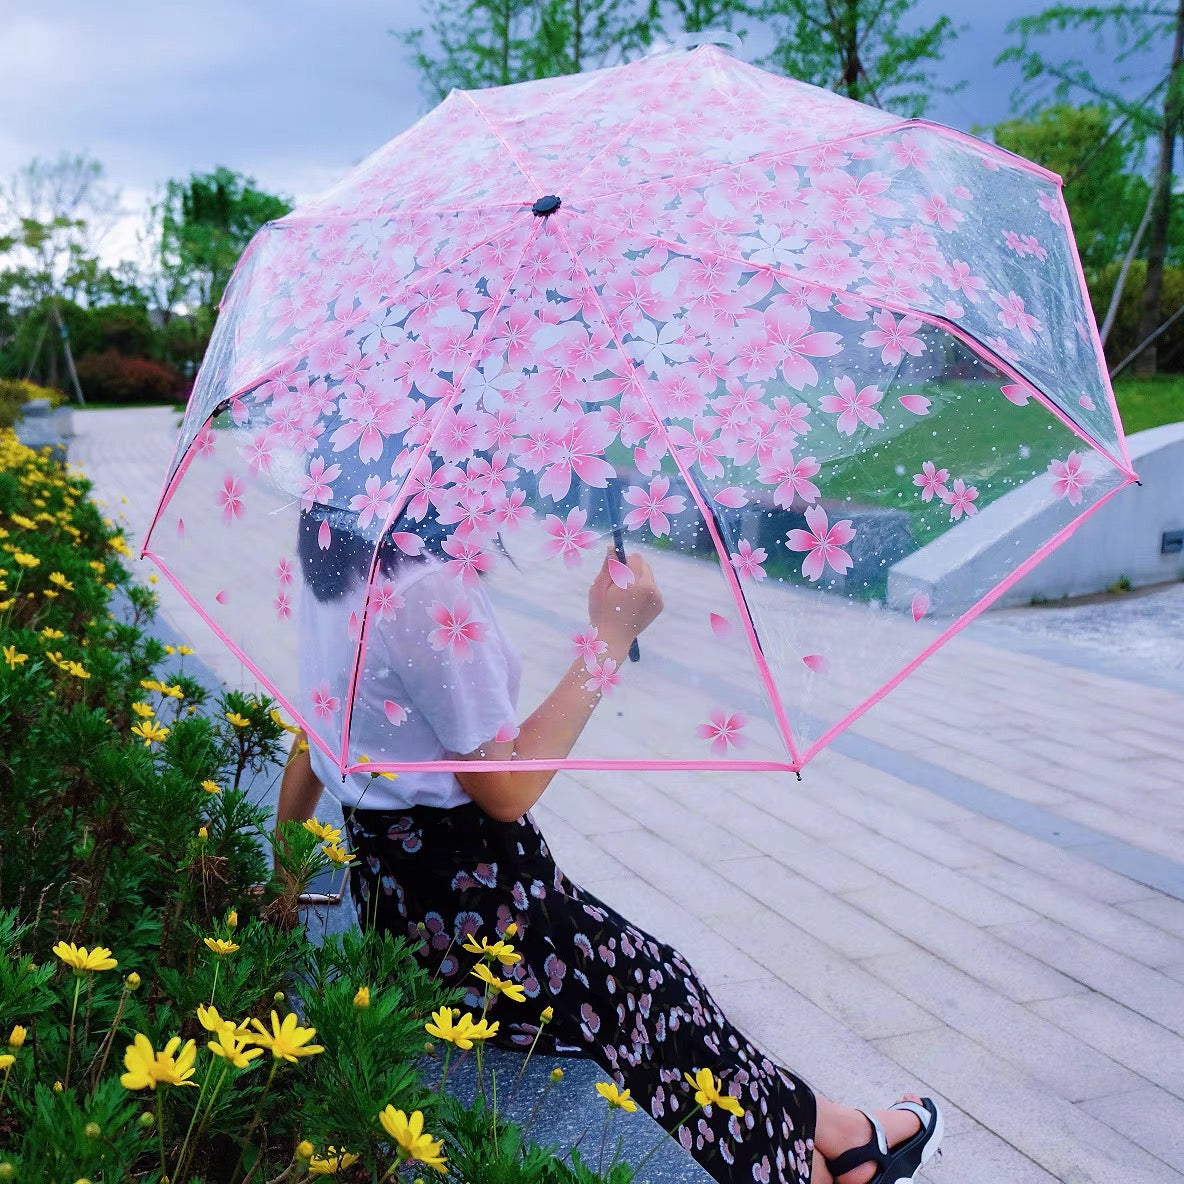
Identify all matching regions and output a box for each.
[298,559,521,810]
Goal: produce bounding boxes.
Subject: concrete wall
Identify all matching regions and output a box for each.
[888,422,1184,613]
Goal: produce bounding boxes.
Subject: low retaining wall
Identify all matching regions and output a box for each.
[887,422,1184,612]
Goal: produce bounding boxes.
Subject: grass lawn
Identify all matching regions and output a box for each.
[1113,373,1184,434]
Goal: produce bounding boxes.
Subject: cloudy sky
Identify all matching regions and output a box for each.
[1,0,1162,266]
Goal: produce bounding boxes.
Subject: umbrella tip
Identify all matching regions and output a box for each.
[532,195,562,216]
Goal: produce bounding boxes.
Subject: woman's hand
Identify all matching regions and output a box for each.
[588,546,664,658]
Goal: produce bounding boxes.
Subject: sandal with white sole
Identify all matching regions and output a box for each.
[824,1097,944,1183]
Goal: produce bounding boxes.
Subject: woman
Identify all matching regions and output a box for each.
[281,508,942,1184]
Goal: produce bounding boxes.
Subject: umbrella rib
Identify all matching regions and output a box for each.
[460,90,540,194]
[553,217,805,771]
[574,210,1135,478]
[336,219,545,777]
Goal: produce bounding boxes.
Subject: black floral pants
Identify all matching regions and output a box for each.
[344,801,817,1184]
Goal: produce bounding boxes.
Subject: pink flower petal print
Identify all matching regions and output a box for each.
[176,517,185,538]
[941,477,979,521]
[911,591,931,622]
[622,476,686,538]
[608,559,634,589]
[912,460,950,503]
[898,394,931,415]
[428,598,487,661]
[572,626,608,665]
[276,557,293,585]
[695,709,748,754]
[714,487,749,508]
[1078,394,1096,411]
[318,519,332,550]
[819,376,884,435]
[495,722,520,743]
[860,310,926,366]
[582,658,620,695]
[312,680,340,721]
[709,612,731,639]
[802,653,829,674]
[785,505,856,581]
[218,475,245,522]
[274,591,292,621]
[383,699,408,726]
[1000,383,1030,406]
[215,590,228,605]
[729,539,767,581]
[1048,451,1093,505]
[543,506,598,567]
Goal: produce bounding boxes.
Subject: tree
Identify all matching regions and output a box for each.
[400,0,654,101]
[999,1,1184,374]
[157,167,291,320]
[646,0,747,32]
[992,103,1149,275]
[754,0,962,117]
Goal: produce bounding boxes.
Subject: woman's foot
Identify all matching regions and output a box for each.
[815,1092,933,1184]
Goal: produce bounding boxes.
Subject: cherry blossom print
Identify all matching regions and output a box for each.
[1037,189,1065,224]
[273,591,292,621]
[218,475,245,522]
[194,425,217,458]
[349,474,399,530]
[543,507,598,567]
[442,535,494,585]
[696,710,748,755]
[918,192,963,232]
[763,303,843,390]
[860,310,926,365]
[317,519,332,550]
[243,431,275,475]
[608,559,635,589]
[911,591,931,622]
[759,451,821,508]
[298,456,341,509]
[709,612,731,639]
[214,590,228,605]
[802,653,830,674]
[943,259,987,303]
[714,487,748,508]
[572,626,608,666]
[1049,451,1093,505]
[369,578,405,621]
[992,290,1042,342]
[888,132,930,170]
[312,680,340,721]
[913,461,950,502]
[276,557,293,585]
[427,598,487,661]
[1078,394,1096,411]
[941,477,979,521]
[622,476,686,538]
[383,699,408,726]
[898,394,931,415]
[730,539,767,581]
[785,505,856,581]
[583,658,621,695]
[819,377,884,436]
[494,722,520,743]
[1001,383,1030,406]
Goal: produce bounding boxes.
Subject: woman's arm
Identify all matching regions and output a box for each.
[455,548,663,822]
[276,732,325,826]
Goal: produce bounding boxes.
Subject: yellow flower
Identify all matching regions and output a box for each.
[139,678,166,693]
[596,1081,638,1112]
[356,754,397,781]
[308,1147,358,1176]
[227,909,238,929]
[8,1026,26,1048]
[470,962,526,1002]
[147,573,158,584]
[0,1054,14,1071]
[63,661,90,680]
[462,933,522,967]
[322,842,354,866]
[162,683,183,699]
[225,711,250,728]
[377,1107,447,1173]
[12,551,38,568]
[176,644,195,655]
[269,708,300,734]
[303,818,342,844]
[200,779,221,794]
[247,1010,324,1062]
[48,571,73,591]
[131,701,155,718]
[424,1007,499,1050]
[10,513,36,530]
[2,646,27,670]
[120,1034,198,1090]
[353,986,370,1009]
[197,826,208,841]
[203,937,239,957]
[551,1067,564,1081]
[88,560,105,574]
[208,1025,264,1069]
[684,1068,746,1117]
[504,922,518,937]
[196,1004,239,1034]
[52,942,118,974]
[131,719,169,746]
[109,535,131,557]
[541,1007,554,1023]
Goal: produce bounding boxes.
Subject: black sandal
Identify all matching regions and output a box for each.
[824,1098,943,1183]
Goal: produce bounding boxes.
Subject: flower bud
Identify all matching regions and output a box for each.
[551,1067,564,1081]
[540,1007,554,1023]
[52,1080,63,1092]
[353,986,370,1009]
[273,991,285,1003]
[7,1025,26,1049]
[295,1140,314,1161]
[227,910,238,929]
[198,826,208,841]
[84,1122,101,1139]
[504,922,518,938]
[0,1163,14,1178]
[139,1110,156,1128]
[125,972,141,991]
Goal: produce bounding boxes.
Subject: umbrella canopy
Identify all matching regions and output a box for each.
[144,45,1136,780]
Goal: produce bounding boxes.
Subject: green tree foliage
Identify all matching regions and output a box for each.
[754,0,962,117]
[992,103,1150,275]
[998,2,1184,373]
[157,166,291,321]
[646,0,747,33]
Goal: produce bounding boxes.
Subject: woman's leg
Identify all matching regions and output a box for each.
[811,1093,926,1184]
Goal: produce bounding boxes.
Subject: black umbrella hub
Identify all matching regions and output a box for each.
[532,194,562,216]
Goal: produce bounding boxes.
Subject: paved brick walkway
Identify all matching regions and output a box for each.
[72,406,1184,1184]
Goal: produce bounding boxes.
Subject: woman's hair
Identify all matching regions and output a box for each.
[297,503,455,603]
